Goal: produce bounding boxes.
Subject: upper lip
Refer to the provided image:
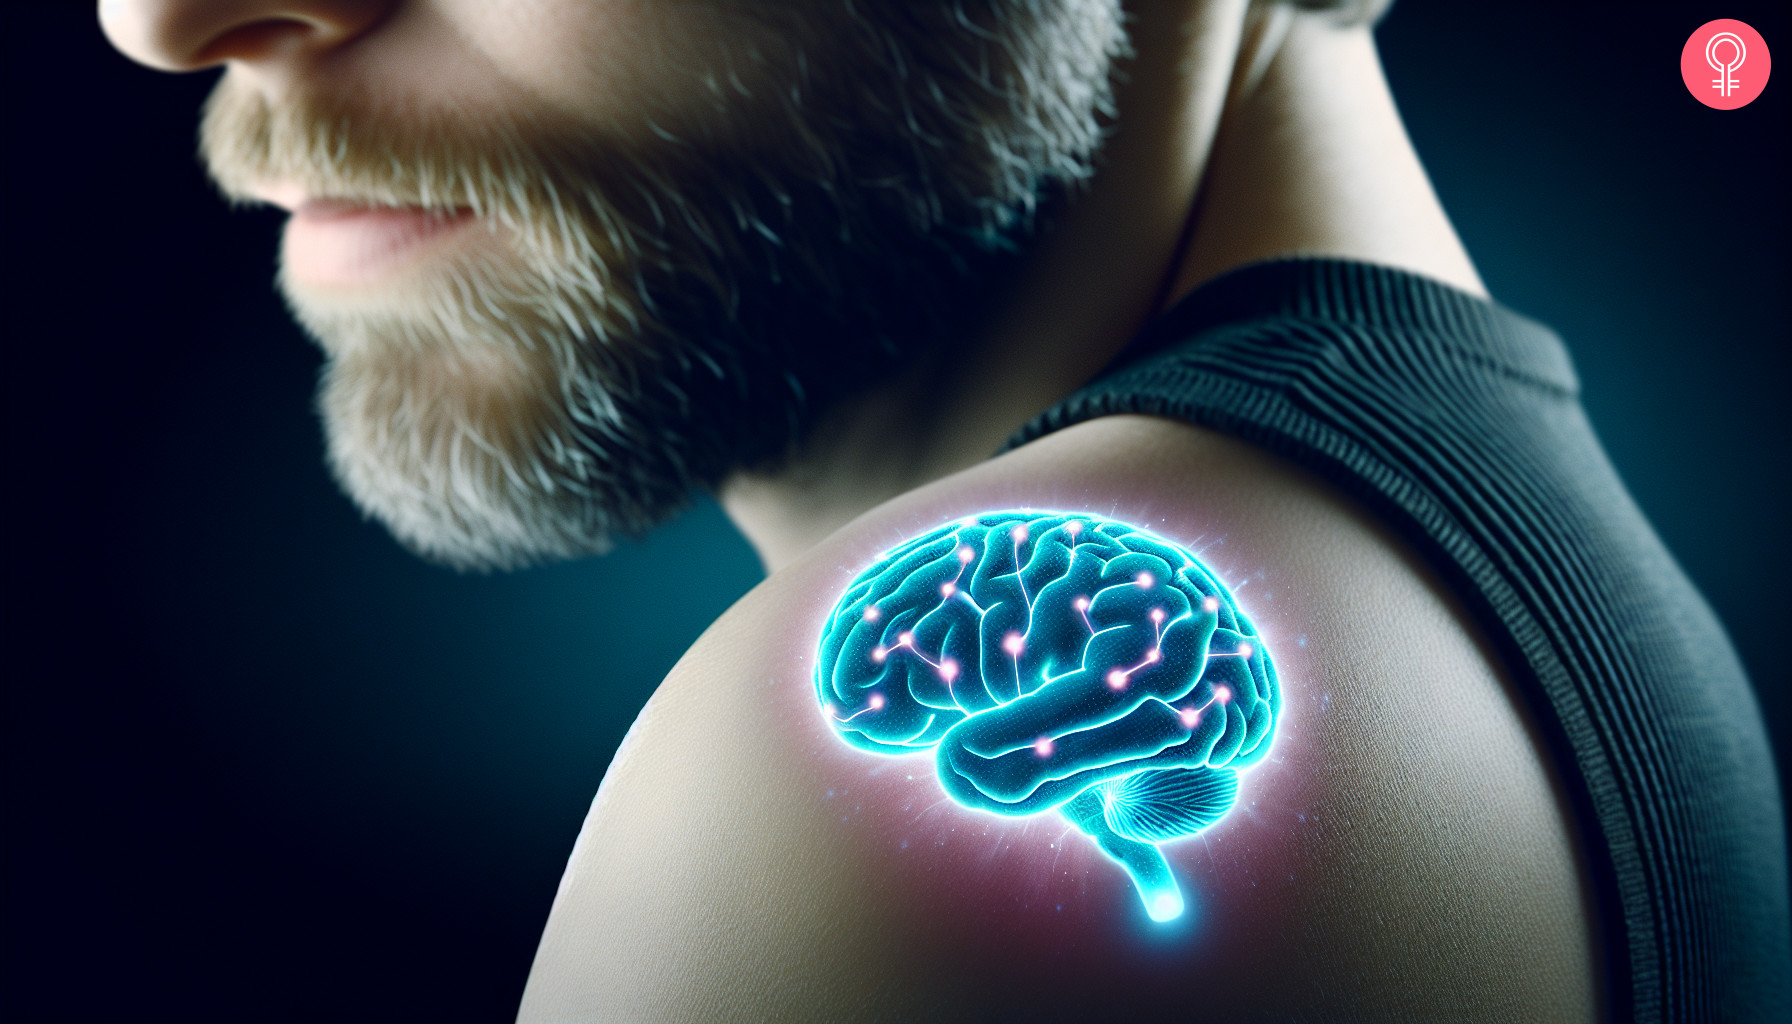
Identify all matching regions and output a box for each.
[248,182,308,212]
[247,185,469,220]
[293,197,391,220]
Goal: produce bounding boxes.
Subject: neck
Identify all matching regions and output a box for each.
[720,1,1480,573]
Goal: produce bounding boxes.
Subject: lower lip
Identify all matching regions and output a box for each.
[282,202,479,286]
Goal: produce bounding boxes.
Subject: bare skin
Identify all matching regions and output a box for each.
[101,0,1599,1018]
[525,414,1595,1020]
[526,5,1596,1022]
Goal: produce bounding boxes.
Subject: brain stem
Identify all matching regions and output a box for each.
[1061,786,1185,922]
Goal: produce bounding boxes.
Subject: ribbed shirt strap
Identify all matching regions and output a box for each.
[1004,258,1790,1023]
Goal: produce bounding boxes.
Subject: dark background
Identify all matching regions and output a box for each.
[6,2,1786,1020]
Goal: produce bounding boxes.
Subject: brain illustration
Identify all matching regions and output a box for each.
[816,510,1280,922]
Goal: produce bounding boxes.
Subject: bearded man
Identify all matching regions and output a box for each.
[101,1,1787,1020]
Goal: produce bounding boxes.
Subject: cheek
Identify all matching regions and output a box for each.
[433,0,760,128]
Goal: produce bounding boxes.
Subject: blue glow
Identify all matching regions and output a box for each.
[815,510,1280,922]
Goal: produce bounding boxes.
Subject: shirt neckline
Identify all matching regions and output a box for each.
[1121,258,1580,396]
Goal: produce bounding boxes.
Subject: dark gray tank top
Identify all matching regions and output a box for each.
[1006,259,1788,1021]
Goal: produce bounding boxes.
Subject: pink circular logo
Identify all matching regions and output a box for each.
[1682,19,1771,109]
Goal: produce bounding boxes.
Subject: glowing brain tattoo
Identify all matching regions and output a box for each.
[816,510,1279,922]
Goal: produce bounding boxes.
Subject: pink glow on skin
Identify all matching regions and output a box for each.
[1003,633,1025,656]
[1034,736,1054,757]
[863,606,881,622]
[939,659,959,683]
[1066,521,1082,537]
[1150,608,1165,624]
[869,693,886,710]
[1236,642,1254,659]
[1179,707,1201,728]
[1136,571,1154,589]
[871,646,888,663]
[941,582,956,598]
[1215,686,1231,705]
[1107,669,1127,690]
[1011,525,1028,543]
[1203,596,1220,613]
[958,545,975,563]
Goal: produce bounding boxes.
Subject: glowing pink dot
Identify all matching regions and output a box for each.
[863,606,881,622]
[1034,736,1054,757]
[958,545,974,563]
[940,582,956,597]
[1003,633,1025,656]
[1202,596,1220,613]
[1150,608,1165,623]
[1215,686,1231,704]
[1011,525,1028,542]
[898,631,915,647]
[1066,521,1082,536]
[1180,708,1200,728]
[1236,642,1254,659]
[939,659,958,682]
[868,693,886,710]
[871,646,888,663]
[824,703,839,719]
[1073,596,1090,611]
[1137,571,1155,588]
[1147,648,1161,663]
[1107,670,1127,689]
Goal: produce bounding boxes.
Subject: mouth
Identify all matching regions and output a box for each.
[264,191,482,288]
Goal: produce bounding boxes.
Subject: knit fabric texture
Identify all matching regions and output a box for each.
[1006,258,1789,1022]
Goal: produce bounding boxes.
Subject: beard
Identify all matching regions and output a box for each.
[201,0,1126,570]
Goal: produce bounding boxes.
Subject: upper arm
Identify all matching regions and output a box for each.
[518,415,1598,1022]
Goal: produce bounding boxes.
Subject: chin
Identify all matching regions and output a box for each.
[292,240,638,570]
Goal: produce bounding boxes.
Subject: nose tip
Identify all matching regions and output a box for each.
[98,0,389,73]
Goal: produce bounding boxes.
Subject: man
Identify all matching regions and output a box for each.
[101,0,1786,1020]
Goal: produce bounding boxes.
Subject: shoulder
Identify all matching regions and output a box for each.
[520,415,1598,1022]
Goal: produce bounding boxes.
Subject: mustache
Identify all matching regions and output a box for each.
[198,75,659,259]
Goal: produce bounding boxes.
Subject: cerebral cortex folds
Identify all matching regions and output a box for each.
[814,510,1279,923]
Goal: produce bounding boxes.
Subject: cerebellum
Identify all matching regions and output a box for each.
[815,510,1279,922]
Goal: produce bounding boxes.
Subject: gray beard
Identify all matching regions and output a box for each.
[225,0,1127,570]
